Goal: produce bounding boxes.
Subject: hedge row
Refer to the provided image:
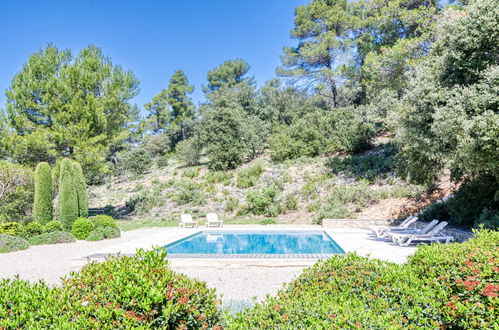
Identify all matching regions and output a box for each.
[228,230,498,328]
[0,249,223,328]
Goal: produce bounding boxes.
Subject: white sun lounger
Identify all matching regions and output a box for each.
[179,214,198,228]
[386,219,439,242]
[370,216,418,237]
[205,213,223,227]
[392,221,453,246]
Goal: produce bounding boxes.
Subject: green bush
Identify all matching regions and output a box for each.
[225,197,239,213]
[71,218,95,240]
[24,222,44,237]
[236,163,264,188]
[182,167,200,178]
[326,144,397,182]
[173,179,206,205]
[0,161,34,223]
[0,222,24,236]
[204,171,233,185]
[44,220,63,233]
[86,227,121,241]
[116,147,153,174]
[58,158,78,230]
[419,174,498,227]
[28,231,76,245]
[33,162,53,225]
[90,215,118,229]
[284,194,298,211]
[269,108,374,162]
[475,208,499,229]
[0,234,29,253]
[246,186,280,216]
[176,137,202,166]
[228,230,498,328]
[419,201,451,222]
[0,249,223,328]
[408,230,499,328]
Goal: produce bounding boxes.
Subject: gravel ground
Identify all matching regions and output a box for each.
[0,227,312,308]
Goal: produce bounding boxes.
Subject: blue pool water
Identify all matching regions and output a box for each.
[165,230,344,255]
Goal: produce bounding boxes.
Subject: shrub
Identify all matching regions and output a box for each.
[33,162,53,225]
[475,208,499,229]
[228,230,498,329]
[0,222,24,236]
[182,167,200,178]
[259,218,276,225]
[117,148,153,174]
[0,234,29,253]
[408,230,499,328]
[419,201,451,222]
[419,174,498,227]
[71,218,95,240]
[86,227,121,241]
[24,222,44,237]
[0,161,34,223]
[72,161,88,218]
[142,133,171,157]
[204,171,232,185]
[176,137,202,166]
[236,163,264,188]
[246,186,280,216]
[125,191,165,216]
[326,144,397,182]
[173,179,205,205]
[28,231,76,245]
[58,158,78,230]
[90,215,118,229]
[44,220,63,233]
[156,154,169,167]
[225,197,239,213]
[284,194,298,211]
[0,249,223,328]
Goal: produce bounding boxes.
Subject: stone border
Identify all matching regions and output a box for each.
[322,218,401,228]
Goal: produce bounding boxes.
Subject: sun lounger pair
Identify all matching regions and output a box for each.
[179,213,223,228]
[389,221,453,246]
[370,216,454,246]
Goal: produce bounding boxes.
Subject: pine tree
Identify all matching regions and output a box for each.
[33,162,53,225]
[72,161,88,218]
[58,158,78,229]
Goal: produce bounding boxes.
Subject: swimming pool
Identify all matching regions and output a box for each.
[164,230,344,258]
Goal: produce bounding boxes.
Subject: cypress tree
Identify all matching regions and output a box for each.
[58,158,78,229]
[33,162,53,225]
[72,161,88,218]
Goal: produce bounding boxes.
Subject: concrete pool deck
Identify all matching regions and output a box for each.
[0,225,417,306]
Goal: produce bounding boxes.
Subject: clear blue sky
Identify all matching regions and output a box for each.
[0,0,307,115]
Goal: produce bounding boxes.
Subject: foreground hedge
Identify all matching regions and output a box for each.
[228,230,498,328]
[0,249,222,328]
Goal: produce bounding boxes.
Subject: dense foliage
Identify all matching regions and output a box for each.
[0,234,29,253]
[419,174,498,227]
[33,162,53,225]
[0,161,33,223]
[0,249,223,328]
[28,231,76,245]
[0,44,139,183]
[397,0,498,185]
[228,230,498,328]
[71,217,95,240]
